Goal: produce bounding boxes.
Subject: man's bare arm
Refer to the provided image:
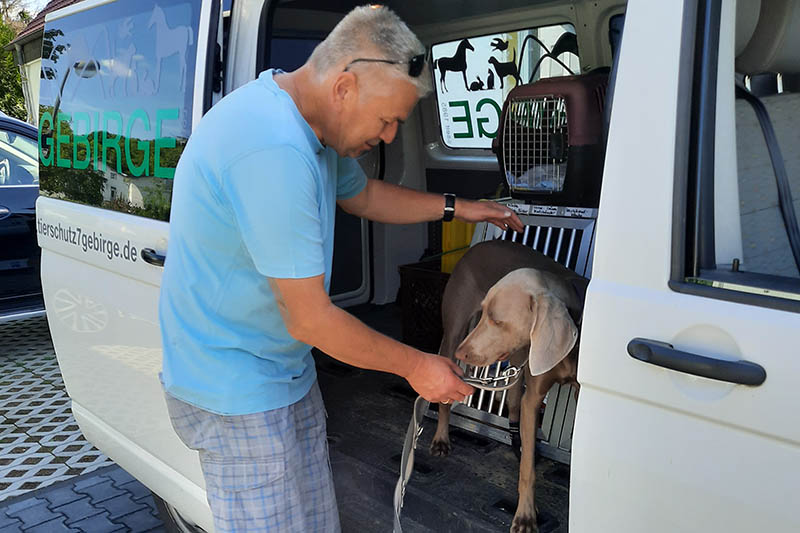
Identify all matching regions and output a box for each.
[338,179,524,231]
[269,274,474,403]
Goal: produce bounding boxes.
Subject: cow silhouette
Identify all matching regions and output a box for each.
[148,5,194,93]
[435,39,474,92]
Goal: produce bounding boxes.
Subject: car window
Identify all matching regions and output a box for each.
[431,24,580,149]
[37,0,202,222]
[0,133,38,186]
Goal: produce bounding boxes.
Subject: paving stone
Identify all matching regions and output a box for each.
[69,512,124,533]
[74,479,124,504]
[119,480,151,501]
[0,514,21,529]
[111,508,163,533]
[105,468,135,489]
[96,493,146,521]
[40,484,85,508]
[4,500,59,529]
[70,475,108,492]
[24,517,76,533]
[53,497,103,525]
[1,497,41,516]
[0,522,23,533]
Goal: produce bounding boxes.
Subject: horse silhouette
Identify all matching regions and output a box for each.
[435,39,474,92]
[148,5,194,93]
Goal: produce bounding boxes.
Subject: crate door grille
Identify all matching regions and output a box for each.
[441,214,595,464]
[504,96,568,194]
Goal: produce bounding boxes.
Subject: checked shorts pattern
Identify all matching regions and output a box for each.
[164,381,340,532]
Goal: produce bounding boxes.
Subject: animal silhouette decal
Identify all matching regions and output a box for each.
[434,30,578,93]
[148,4,194,93]
[435,38,474,92]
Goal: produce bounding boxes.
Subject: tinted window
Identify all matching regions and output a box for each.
[269,37,320,73]
[38,0,201,221]
[0,132,38,186]
[431,24,580,149]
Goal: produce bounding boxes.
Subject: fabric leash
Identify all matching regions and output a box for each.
[392,363,525,532]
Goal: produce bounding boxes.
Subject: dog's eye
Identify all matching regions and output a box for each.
[490,317,503,327]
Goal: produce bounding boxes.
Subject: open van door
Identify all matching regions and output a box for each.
[572,0,800,531]
[36,0,222,529]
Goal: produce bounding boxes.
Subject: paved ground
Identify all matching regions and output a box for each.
[0,307,570,532]
[0,317,166,532]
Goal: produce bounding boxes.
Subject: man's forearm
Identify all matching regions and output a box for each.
[357,180,448,224]
[290,299,423,378]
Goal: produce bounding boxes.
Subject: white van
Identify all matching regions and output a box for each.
[35,0,799,531]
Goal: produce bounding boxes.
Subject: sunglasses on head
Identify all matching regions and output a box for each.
[343,53,426,78]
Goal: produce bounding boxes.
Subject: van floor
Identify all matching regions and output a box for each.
[318,303,569,533]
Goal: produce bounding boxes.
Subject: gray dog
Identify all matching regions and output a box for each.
[430,239,587,533]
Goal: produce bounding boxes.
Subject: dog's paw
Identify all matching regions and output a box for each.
[429,438,451,457]
[510,514,539,533]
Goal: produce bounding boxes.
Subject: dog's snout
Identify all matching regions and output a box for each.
[454,345,470,362]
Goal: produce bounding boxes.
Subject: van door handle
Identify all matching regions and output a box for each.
[141,248,166,267]
[627,338,766,386]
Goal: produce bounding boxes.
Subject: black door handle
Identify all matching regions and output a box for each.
[627,338,766,386]
[141,248,166,267]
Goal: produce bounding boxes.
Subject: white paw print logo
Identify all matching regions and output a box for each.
[53,289,108,333]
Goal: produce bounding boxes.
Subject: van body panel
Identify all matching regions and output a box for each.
[573,0,800,531]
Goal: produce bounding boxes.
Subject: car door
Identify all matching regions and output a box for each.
[0,119,42,319]
[571,0,800,531]
[36,0,221,528]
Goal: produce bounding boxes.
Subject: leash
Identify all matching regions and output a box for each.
[392,363,526,532]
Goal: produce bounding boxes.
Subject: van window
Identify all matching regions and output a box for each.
[431,24,580,149]
[0,133,38,186]
[38,0,202,222]
[678,3,800,309]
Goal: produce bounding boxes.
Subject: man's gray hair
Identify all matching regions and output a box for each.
[309,5,432,97]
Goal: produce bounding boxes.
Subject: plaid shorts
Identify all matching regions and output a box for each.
[164,381,340,533]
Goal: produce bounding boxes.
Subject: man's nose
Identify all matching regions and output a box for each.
[380,121,399,144]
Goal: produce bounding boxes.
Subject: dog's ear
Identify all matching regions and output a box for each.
[527,293,578,376]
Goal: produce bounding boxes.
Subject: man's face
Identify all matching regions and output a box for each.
[334,72,420,158]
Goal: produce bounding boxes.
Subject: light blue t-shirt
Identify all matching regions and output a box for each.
[159,70,367,415]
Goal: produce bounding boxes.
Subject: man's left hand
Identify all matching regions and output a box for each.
[455,199,525,233]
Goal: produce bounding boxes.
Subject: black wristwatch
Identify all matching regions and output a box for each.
[443,193,456,222]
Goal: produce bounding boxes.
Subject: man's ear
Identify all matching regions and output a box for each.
[528,292,578,376]
[331,72,358,110]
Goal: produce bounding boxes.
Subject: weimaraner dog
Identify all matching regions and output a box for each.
[430,239,587,533]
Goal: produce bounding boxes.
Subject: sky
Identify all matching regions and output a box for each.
[28,0,50,17]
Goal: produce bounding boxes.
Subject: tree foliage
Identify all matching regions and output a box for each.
[0,17,26,120]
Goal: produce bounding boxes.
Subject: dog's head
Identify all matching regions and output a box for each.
[454,269,579,375]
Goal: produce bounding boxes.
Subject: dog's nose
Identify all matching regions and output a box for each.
[454,346,470,362]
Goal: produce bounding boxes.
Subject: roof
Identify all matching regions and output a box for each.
[7,0,83,49]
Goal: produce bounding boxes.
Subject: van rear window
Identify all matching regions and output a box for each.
[38,0,202,221]
[431,24,580,149]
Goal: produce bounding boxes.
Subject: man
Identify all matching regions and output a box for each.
[159,5,524,532]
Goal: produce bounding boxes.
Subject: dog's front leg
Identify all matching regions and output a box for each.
[511,383,546,533]
[429,402,452,456]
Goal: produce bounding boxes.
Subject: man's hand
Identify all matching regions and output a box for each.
[405,352,475,404]
[455,199,525,233]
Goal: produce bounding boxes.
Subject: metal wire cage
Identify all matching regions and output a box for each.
[503,96,569,194]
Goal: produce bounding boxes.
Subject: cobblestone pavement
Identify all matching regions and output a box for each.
[0,466,165,532]
[1,317,166,531]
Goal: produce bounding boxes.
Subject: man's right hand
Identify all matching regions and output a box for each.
[405,352,475,404]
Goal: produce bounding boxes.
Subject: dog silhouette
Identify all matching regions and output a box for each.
[435,38,474,92]
[488,48,521,89]
[487,68,495,89]
[469,76,484,91]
